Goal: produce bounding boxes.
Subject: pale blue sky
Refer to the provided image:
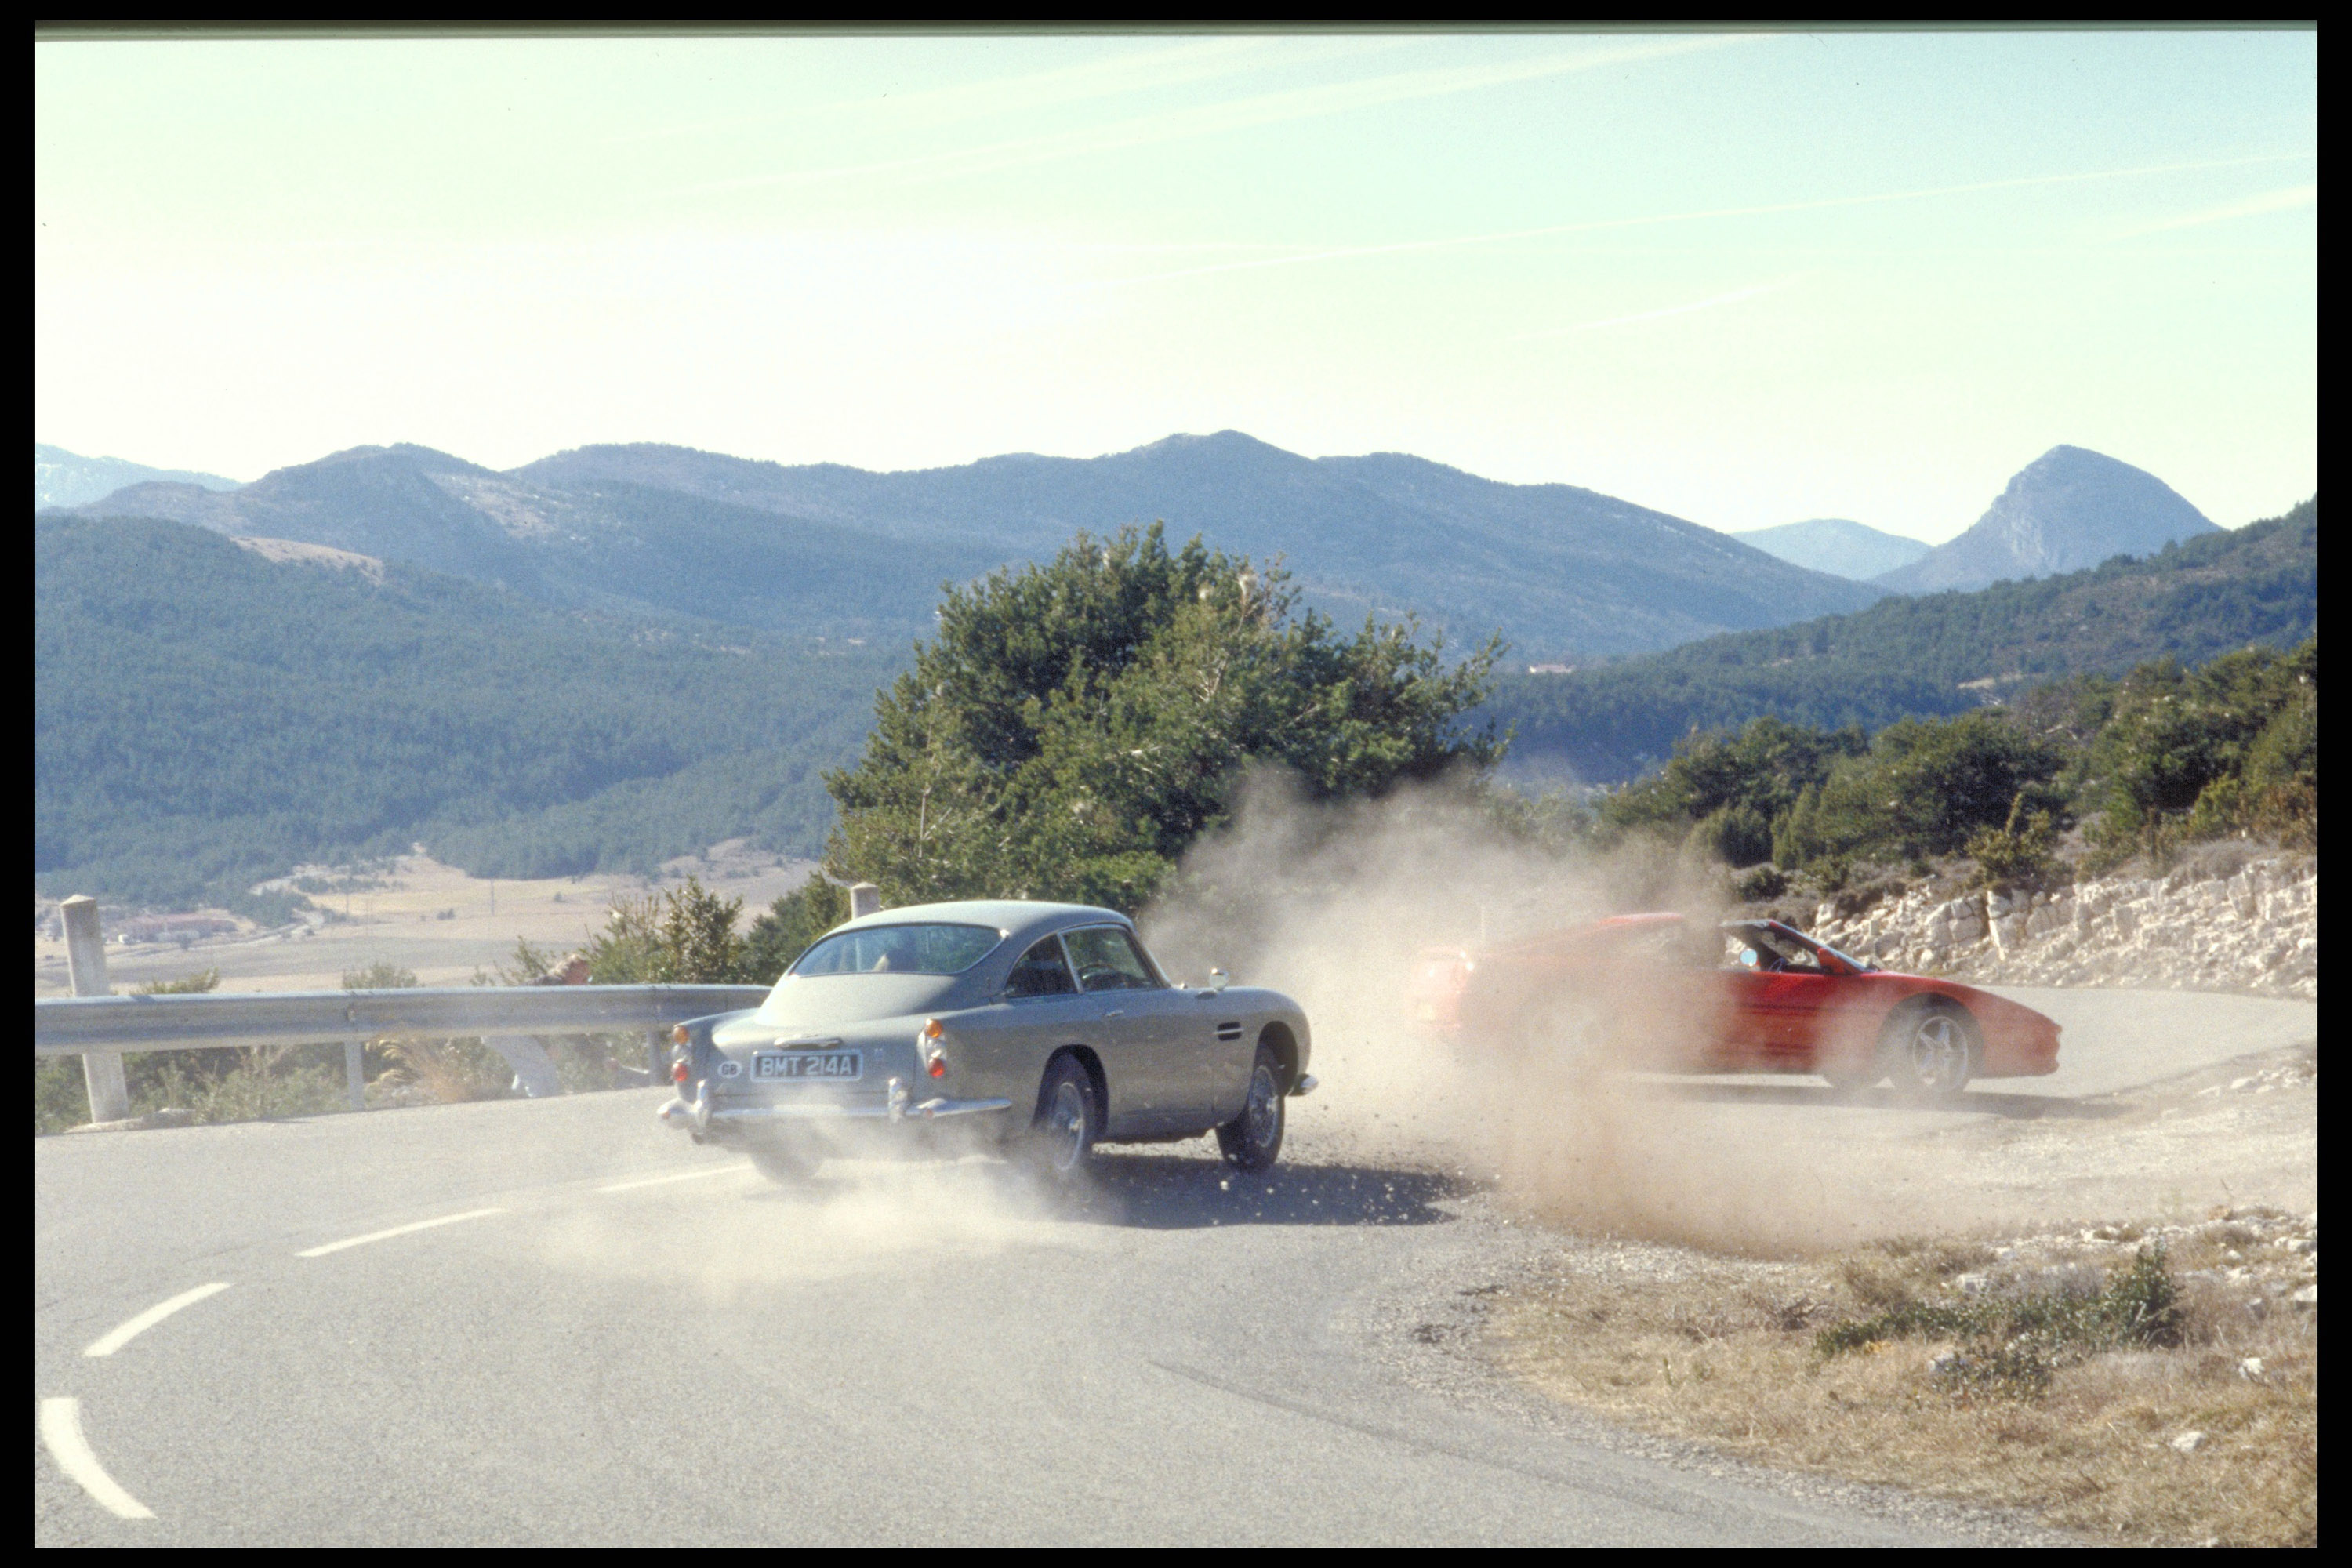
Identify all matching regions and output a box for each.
[34,29,2315,540]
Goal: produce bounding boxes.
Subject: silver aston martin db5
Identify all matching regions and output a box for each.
[655,899,1316,1182]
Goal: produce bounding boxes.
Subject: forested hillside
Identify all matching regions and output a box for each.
[56,443,999,638]
[34,516,898,912]
[1490,499,2315,783]
[434,430,1891,656]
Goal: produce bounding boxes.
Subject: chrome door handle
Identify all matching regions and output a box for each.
[1105,1010,1125,1018]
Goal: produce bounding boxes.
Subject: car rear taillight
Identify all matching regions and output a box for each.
[672,1058,690,1083]
[927,1056,947,1079]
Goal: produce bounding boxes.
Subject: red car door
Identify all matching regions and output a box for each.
[1714,968,1836,1063]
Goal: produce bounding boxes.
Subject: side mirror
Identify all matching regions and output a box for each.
[1201,967,1229,996]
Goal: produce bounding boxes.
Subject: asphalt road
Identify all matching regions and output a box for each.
[34,987,2314,1547]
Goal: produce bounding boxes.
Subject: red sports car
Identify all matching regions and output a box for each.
[1405,913,2060,1098]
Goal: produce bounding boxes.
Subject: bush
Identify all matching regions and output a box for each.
[1818,1245,2183,1399]
[1965,792,2060,891]
[825,523,1501,912]
[2085,640,2317,863]
[584,876,749,983]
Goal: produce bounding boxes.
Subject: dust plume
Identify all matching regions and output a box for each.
[1139,771,1965,1255]
[534,1141,1094,1306]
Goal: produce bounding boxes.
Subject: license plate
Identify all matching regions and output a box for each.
[753,1051,862,1082]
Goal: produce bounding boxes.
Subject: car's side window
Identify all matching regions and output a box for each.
[1003,936,1079,999]
[1062,926,1162,993]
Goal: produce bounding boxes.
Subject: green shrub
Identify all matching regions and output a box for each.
[1817,1245,2182,1399]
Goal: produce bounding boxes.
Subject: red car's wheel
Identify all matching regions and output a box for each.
[1881,1000,1977,1102]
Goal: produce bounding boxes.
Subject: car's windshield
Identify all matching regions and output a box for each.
[1723,924,1870,975]
[791,923,1001,977]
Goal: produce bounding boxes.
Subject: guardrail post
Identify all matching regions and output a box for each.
[850,882,882,920]
[60,897,131,1123]
[344,1041,366,1111]
[485,1036,564,1099]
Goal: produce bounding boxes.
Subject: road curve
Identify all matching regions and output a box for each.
[36,987,2310,1546]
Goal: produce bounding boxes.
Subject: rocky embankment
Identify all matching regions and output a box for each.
[1807,856,2318,1000]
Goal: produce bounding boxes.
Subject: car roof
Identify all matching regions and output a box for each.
[831,899,1131,949]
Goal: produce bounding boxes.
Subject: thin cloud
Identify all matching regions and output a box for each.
[670,36,1742,198]
[607,36,1378,148]
[1519,276,1802,339]
[1096,151,2314,290]
[2102,183,2316,241]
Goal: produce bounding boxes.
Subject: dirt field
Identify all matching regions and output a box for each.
[1479,1044,2318,1548]
[32,844,820,997]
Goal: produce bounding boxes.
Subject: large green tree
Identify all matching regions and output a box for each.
[825,524,1501,911]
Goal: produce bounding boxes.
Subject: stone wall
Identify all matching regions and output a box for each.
[1806,856,2318,1000]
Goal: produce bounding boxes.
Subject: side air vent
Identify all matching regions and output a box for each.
[1215,1022,1244,1042]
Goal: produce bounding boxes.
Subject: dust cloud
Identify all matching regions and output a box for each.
[1139,771,1970,1256]
[535,1143,1094,1307]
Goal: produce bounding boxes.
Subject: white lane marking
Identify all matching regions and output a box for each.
[597,1162,756,1193]
[84,1283,232,1359]
[38,1398,154,1519]
[295,1207,508,1258]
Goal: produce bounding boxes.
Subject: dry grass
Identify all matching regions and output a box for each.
[1487,1231,2318,1547]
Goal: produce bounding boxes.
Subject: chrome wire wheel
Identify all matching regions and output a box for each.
[1217,1048,1287,1171]
[1044,1077,1090,1175]
[1242,1064,1280,1152]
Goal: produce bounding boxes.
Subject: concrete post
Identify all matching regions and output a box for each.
[345,1041,367,1111]
[849,883,883,920]
[60,896,131,1123]
[485,1036,564,1098]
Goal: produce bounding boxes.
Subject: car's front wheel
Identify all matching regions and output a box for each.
[1216,1047,1287,1171]
[1023,1054,1099,1183]
[1880,1000,1977,1102]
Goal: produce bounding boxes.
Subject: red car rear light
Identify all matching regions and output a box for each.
[672,1058,690,1083]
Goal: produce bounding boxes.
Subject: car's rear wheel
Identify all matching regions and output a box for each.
[1216,1047,1287,1171]
[750,1144,822,1183]
[1023,1054,1098,1183]
[1880,1000,1977,1102]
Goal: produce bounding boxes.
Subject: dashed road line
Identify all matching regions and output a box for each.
[39,1398,154,1520]
[597,1163,755,1193]
[295,1207,508,1258]
[84,1283,232,1359]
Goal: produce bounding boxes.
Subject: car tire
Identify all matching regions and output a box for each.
[1023,1054,1099,1184]
[750,1145,822,1183]
[1215,1046,1287,1172]
[1879,1000,1977,1102]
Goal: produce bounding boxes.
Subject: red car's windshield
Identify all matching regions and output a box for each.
[1726,922,1874,976]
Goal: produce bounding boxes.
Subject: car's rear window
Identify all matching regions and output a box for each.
[792,923,1002,977]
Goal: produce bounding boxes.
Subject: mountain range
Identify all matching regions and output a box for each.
[42,434,2234,658]
[1490,497,2314,783]
[49,433,1888,658]
[1872,445,2218,593]
[36,444,241,510]
[1730,518,1929,580]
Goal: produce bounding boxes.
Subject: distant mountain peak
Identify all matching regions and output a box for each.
[34,443,243,510]
[1874,445,2216,594]
[1732,517,1931,582]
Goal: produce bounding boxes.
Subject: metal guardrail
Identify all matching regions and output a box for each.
[34,985,771,1058]
[39,890,792,1123]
